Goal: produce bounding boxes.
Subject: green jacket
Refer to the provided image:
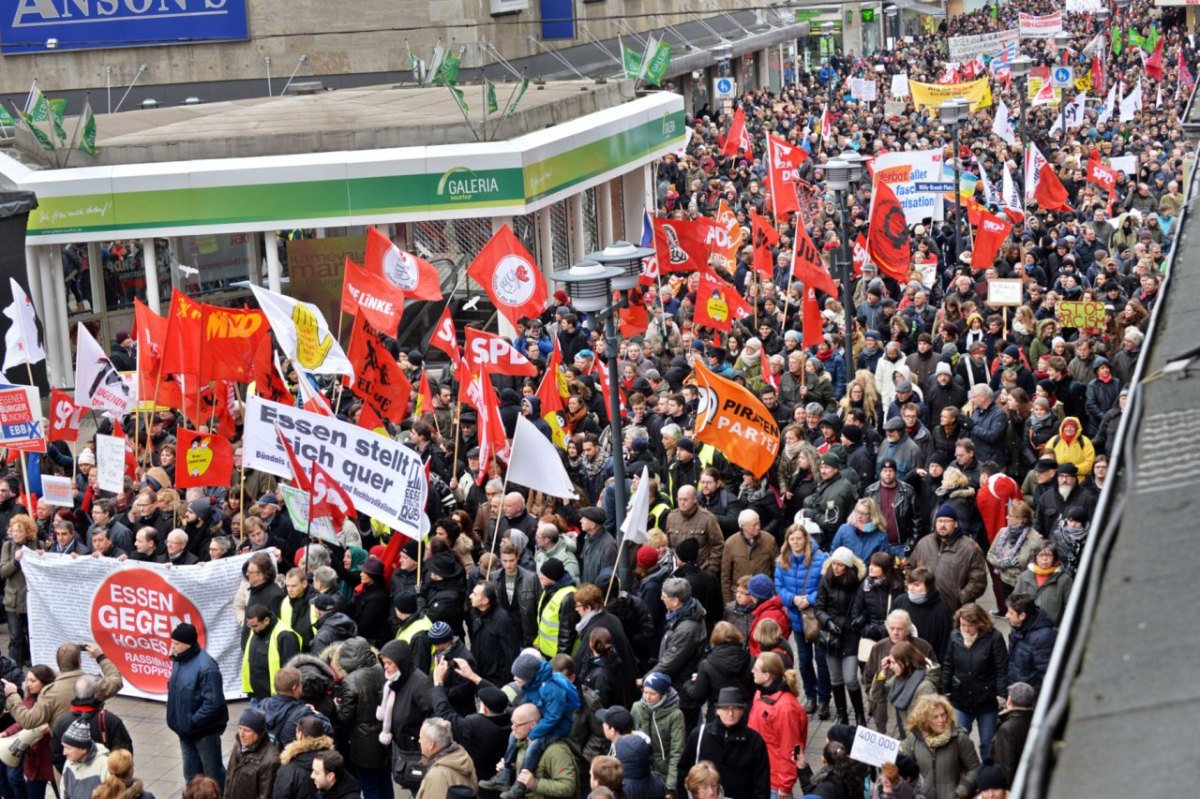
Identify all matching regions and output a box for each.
[515,738,579,799]
[631,690,686,789]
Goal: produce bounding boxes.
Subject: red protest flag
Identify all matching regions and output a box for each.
[415,370,435,419]
[790,217,839,296]
[1144,37,1163,81]
[852,234,870,278]
[357,403,389,437]
[467,224,548,329]
[161,290,203,377]
[199,305,268,384]
[175,427,234,489]
[341,258,407,336]
[464,327,538,377]
[760,347,779,392]
[535,344,569,449]
[429,305,463,367]
[310,461,357,530]
[721,106,755,161]
[1026,144,1073,213]
[694,271,753,332]
[970,211,1014,271]
[652,217,716,274]
[252,337,293,405]
[1086,157,1117,193]
[346,314,411,424]
[47,390,83,443]
[867,178,913,283]
[766,134,806,218]
[801,286,825,349]
[617,292,650,338]
[133,298,183,410]
[275,422,312,491]
[364,227,443,302]
[750,209,780,280]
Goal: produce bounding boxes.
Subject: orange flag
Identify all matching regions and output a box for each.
[691,360,780,478]
[346,314,411,424]
[415,370,435,418]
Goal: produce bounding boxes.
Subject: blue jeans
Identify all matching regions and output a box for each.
[0,762,27,799]
[956,709,1000,761]
[795,632,831,704]
[180,732,226,789]
[354,765,392,799]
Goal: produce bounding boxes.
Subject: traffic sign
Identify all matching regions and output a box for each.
[1051,66,1073,88]
[714,77,737,100]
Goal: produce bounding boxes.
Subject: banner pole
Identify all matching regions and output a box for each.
[604,539,625,605]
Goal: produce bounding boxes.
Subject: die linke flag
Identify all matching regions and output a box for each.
[346,314,411,424]
[467,224,548,329]
[722,106,754,161]
[1025,143,1073,212]
[175,427,234,489]
[364,227,443,302]
[694,271,752,332]
[341,258,406,336]
[970,211,1014,271]
[691,360,780,478]
[866,178,912,283]
[652,216,716,274]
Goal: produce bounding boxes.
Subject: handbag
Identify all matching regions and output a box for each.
[392,748,427,789]
[801,607,820,642]
[856,592,892,661]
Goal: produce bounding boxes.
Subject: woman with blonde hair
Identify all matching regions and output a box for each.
[748,652,808,798]
[839,370,883,429]
[930,467,985,548]
[775,522,830,718]
[829,498,893,564]
[683,761,724,799]
[899,694,981,799]
[91,749,156,799]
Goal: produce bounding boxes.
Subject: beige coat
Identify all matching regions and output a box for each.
[6,656,124,729]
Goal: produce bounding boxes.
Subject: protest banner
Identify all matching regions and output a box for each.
[1057,300,1107,329]
[41,476,74,506]
[0,384,44,453]
[987,279,1025,306]
[23,553,252,701]
[243,395,427,540]
[948,29,1020,61]
[280,483,311,534]
[1019,11,1063,37]
[890,73,909,98]
[95,434,126,493]
[870,150,946,224]
[908,77,993,112]
[850,725,901,766]
[850,78,877,101]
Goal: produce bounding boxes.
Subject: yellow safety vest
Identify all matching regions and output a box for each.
[278,597,318,636]
[649,500,671,529]
[534,585,575,658]
[698,443,717,470]
[241,623,301,694]
[396,615,437,671]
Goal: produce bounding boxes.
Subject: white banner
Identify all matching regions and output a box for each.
[23,553,252,701]
[1019,12,1063,38]
[1066,0,1102,11]
[243,396,427,539]
[947,29,1020,61]
[870,150,946,224]
[890,73,909,98]
[850,78,877,101]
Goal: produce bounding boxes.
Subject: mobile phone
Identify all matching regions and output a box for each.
[793,745,803,758]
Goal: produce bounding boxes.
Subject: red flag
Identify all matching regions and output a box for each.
[760,347,779,392]
[47,390,83,443]
[364,227,443,302]
[175,428,235,489]
[198,305,268,384]
[346,315,411,424]
[296,375,334,418]
[791,217,839,296]
[1144,37,1163,81]
[852,234,870,278]
[341,258,406,336]
[133,299,183,410]
[275,423,312,491]
[357,402,387,436]
[310,461,357,530]
[694,272,748,332]
[970,211,1014,271]
[1091,54,1105,96]
[652,216,716,274]
[161,290,203,378]
[415,370,435,418]
[429,306,463,367]
[459,363,509,477]
[464,327,538,377]
[766,134,806,218]
[252,337,293,405]
[867,179,912,283]
[722,106,754,161]
[467,224,547,329]
[802,286,824,348]
[750,209,780,280]
[617,292,650,338]
[1086,157,1117,194]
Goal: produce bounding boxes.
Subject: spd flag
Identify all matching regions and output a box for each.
[464,327,538,377]
[766,134,807,218]
[791,217,838,296]
[722,106,754,161]
[429,306,463,367]
[691,360,780,478]
[310,461,357,530]
[175,428,235,489]
[867,179,912,282]
[47,390,83,443]
[750,210,779,280]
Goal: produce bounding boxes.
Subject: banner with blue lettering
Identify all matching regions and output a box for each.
[2,0,249,55]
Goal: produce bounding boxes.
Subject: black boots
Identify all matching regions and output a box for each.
[831,684,849,725]
[480,767,515,792]
[848,686,866,726]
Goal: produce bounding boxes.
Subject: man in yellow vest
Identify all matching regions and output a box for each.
[393,591,434,673]
[279,568,318,651]
[533,558,578,659]
[242,604,301,706]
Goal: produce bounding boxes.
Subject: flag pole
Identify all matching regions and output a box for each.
[488,469,511,561]
[450,406,462,489]
[415,534,423,593]
[604,538,625,604]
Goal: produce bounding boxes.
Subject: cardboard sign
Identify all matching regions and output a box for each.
[987,278,1025,307]
[1057,300,1107,329]
[850,725,901,766]
[95,434,126,494]
[41,475,74,507]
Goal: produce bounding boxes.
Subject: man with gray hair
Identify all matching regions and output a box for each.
[990,682,1037,783]
[656,578,707,685]
[417,717,478,799]
[49,674,133,771]
[964,383,1009,468]
[719,509,777,604]
[311,566,348,614]
[533,524,579,580]
[165,528,198,566]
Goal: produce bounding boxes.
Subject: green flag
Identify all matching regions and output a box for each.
[24,85,48,122]
[1143,25,1159,53]
[642,39,672,85]
[1126,28,1145,49]
[18,112,53,151]
[504,77,530,119]
[0,105,13,126]
[486,79,499,115]
[48,98,67,145]
[622,41,643,79]
[77,98,98,156]
[1110,27,1122,55]
[435,49,461,86]
[447,84,469,118]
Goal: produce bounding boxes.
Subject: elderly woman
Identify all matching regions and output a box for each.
[939,603,1008,762]
[899,694,981,799]
[1011,542,1075,627]
[986,500,1043,616]
[862,609,938,732]
[869,641,938,740]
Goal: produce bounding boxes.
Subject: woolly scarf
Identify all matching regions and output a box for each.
[993,525,1030,569]
[377,671,400,745]
[889,669,927,711]
[923,727,953,749]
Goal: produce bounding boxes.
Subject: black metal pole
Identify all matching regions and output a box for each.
[603,307,630,591]
[835,188,856,341]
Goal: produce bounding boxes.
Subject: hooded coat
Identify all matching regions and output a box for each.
[680,642,754,722]
[1046,417,1096,477]
[415,743,478,799]
[333,637,387,769]
[271,734,334,799]
[676,711,771,799]
[815,553,867,657]
[748,680,809,795]
[632,687,686,789]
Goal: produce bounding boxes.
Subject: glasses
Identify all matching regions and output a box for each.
[513,719,536,729]
[246,568,262,575]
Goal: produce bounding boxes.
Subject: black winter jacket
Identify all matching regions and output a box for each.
[939,628,1009,714]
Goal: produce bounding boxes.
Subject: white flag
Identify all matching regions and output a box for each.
[2,278,44,373]
[74,324,132,415]
[1097,83,1118,125]
[1156,85,1163,109]
[991,97,1017,145]
[1119,82,1142,122]
[1002,162,1024,221]
[250,285,353,377]
[1024,143,1049,204]
[979,165,1000,207]
[1064,92,1088,130]
[620,466,652,545]
[507,414,578,500]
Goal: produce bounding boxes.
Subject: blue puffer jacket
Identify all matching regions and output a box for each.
[829,523,896,565]
[524,660,582,741]
[1008,608,1057,692]
[166,645,229,738]
[775,548,828,633]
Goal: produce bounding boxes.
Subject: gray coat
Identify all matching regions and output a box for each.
[900,727,981,799]
[656,598,707,684]
[490,566,540,646]
[578,529,618,587]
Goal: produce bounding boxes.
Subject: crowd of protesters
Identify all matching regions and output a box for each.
[0,0,1191,797]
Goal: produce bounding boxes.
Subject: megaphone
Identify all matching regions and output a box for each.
[0,727,44,768]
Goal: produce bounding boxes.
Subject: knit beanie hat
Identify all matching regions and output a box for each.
[511,652,543,684]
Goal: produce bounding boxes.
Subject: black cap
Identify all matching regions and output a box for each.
[597,706,635,734]
[312,593,338,612]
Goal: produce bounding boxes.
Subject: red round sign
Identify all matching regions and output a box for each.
[90,568,206,695]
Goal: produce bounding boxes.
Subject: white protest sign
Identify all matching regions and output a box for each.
[23,553,252,701]
[243,396,427,539]
[1019,11,1063,38]
[850,725,901,766]
[95,434,126,493]
[280,483,310,534]
[858,80,877,101]
[890,73,909,98]
[948,29,1020,61]
[871,149,947,223]
[1109,155,1138,175]
[41,475,74,507]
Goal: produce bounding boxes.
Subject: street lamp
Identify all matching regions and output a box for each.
[939,98,970,263]
[555,240,653,590]
[823,158,861,342]
[1011,54,1033,144]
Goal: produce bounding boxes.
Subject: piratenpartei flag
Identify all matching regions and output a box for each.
[74,323,132,415]
[249,284,353,377]
[506,414,578,500]
[2,278,45,373]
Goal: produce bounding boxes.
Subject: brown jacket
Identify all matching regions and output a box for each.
[909,530,988,612]
[665,506,724,574]
[719,531,778,603]
[6,656,124,730]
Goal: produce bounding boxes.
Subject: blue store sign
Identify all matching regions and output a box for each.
[2,0,249,55]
